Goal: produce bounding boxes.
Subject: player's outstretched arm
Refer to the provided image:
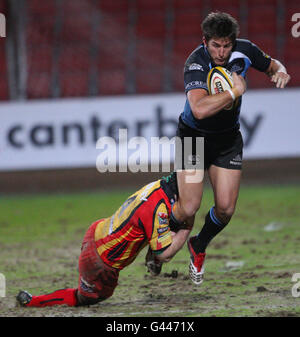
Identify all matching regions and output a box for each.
[155,228,192,263]
[265,59,291,88]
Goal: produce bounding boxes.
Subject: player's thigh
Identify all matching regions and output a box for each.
[208,165,242,213]
[175,117,206,216]
[78,252,119,303]
[78,220,119,303]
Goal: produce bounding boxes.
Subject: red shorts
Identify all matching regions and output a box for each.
[77,220,119,301]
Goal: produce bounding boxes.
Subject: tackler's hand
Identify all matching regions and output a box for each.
[169,215,193,232]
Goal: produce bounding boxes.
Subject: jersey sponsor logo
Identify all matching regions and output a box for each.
[157,212,171,241]
[158,211,168,223]
[188,63,204,71]
[185,80,208,90]
[230,64,243,73]
[157,226,169,234]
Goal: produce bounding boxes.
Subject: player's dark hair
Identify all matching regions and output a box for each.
[201,11,240,43]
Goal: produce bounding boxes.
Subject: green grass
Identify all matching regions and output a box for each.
[0,184,300,317]
[0,191,129,244]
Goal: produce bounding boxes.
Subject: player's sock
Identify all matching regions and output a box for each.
[25,288,78,307]
[193,206,228,254]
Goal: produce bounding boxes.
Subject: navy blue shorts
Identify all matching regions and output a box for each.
[176,117,243,170]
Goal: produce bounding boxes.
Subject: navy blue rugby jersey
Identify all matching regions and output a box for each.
[181,39,272,134]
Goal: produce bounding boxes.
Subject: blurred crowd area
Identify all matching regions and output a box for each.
[0,0,299,101]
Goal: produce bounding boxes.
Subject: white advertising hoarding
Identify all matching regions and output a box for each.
[0,88,299,171]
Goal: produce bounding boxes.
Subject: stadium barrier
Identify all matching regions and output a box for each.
[0,88,300,172]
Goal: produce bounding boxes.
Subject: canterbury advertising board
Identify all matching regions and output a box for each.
[0,88,299,171]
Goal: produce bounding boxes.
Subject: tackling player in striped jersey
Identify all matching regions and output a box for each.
[16,173,191,307]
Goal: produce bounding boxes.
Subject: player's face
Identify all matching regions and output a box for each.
[204,37,233,66]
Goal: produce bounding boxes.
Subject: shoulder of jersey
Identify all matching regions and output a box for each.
[233,38,254,56]
[185,45,208,70]
[235,38,252,46]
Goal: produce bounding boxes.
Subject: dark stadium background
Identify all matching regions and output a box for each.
[0,0,299,193]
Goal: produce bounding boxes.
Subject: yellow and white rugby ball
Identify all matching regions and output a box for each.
[207,66,234,110]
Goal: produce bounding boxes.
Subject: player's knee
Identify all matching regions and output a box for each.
[76,292,99,306]
[182,203,199,218]
[179,199,200,218]
[76,291,113,306]
[214,205,235,224]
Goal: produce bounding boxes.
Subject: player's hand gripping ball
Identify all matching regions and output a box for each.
[207,66,234,110]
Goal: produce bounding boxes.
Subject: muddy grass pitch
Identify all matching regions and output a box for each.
[1,184,300,317]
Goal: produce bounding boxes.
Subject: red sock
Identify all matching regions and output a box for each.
[26,288,78,307]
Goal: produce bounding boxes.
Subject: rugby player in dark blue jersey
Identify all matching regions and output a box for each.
[147,12,290,285]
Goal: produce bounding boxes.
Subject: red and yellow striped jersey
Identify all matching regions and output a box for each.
[94,179,173,270]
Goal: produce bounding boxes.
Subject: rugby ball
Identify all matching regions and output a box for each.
[207,66,234,110]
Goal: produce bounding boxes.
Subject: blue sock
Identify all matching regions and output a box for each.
[194,206,227,254]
